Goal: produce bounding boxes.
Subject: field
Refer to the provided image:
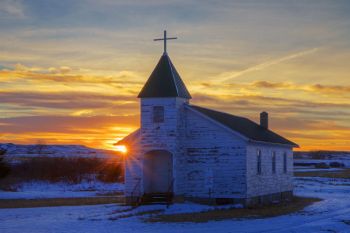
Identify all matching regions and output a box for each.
[146,196,321,223]
[0,149,350,233]
[1,174,350,233]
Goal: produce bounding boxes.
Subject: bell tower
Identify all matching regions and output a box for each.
[137,31,191,195]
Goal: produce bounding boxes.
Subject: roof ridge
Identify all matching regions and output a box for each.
[166,54,179,96]
[188,104,298,147]
[190,104,250,121]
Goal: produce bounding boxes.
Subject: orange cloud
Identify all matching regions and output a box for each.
[0,115,139,150]
[1,65,350,151]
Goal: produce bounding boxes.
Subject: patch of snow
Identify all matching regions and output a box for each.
[163,202,243,215]
[1,164,350,232]
[294,166,344,172]
[0,181,124,199]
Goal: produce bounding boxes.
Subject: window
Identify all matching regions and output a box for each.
[257,149,262,175]
[153,106,164,123]
[283,152,287,173]
[272,152,276,174]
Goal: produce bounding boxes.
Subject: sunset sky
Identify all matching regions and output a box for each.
[1,0,350,151]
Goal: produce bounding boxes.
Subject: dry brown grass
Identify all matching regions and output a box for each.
[0,157,124,191]
[0,196,124,209]
[342,220,350,225]
[294,168,350,179]
[147,197,321,223]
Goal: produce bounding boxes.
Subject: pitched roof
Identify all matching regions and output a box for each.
[189,105,298,147]
[138,54,192,99]
[115,129,140,146]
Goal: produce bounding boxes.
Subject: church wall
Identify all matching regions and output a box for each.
[177,108,248,199]
[139,97,188,195]
[246,143,293,198]
[124,139,142,198]
[124,97,295,204]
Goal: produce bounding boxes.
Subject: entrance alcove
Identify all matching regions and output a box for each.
[143,150,173,194]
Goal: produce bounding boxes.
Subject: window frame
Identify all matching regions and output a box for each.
[272,151,276,174]
[152,106,164,123]
[257,149,262,175]
[283,152,287,173]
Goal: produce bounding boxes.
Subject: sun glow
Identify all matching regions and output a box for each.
[114,145,128,154]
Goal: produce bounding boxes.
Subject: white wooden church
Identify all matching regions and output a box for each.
[118,31,298,206]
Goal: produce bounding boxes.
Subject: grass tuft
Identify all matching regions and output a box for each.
[0,157,124,190]
[146,196,321,223]
[0,196,123,209]
[342,220,350,225]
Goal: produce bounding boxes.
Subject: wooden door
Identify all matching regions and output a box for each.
[143,150,173,194]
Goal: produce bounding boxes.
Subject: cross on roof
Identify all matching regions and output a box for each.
[154,30,177,55]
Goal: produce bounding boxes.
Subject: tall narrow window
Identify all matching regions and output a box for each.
[272,152,276,174]
[257,149,262,175]
[283,152,287,173]
[153,106,164,123]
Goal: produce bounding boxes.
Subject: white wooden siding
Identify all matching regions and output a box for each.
[246,143,293,197]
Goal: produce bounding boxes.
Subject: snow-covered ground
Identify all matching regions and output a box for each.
[0,149,349,232]
[294,151,350,168]
[0,180,124,199]
[294,166,344,172]
[0,175,350,233]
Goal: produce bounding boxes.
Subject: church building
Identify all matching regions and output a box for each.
[118,31,298,206]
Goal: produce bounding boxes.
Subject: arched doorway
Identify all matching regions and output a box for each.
[143,150,173,194]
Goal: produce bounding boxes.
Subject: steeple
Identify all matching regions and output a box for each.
[137,53,192,99]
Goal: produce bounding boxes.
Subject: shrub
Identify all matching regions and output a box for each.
[329,162,345,168]
[97,161,123,183]
[7,157,123,184]
[315,163,330,169]
[0,149,10,179]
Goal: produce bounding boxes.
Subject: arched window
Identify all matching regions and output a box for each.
[272,151,276,174]
[257,149,262,175]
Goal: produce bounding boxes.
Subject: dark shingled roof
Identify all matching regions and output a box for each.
[189,105,298,147]
[138,54,191,99]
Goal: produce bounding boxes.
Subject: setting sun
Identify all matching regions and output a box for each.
[114,145,128,154]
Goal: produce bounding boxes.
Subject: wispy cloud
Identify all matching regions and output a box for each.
[0,115,139,149]
[252,81,350,95]
[0,0,26,19]
[0,90,138,116]
[196,80,350,97]
[218,48,319,82]
[308,84,350,94]
[0,1,349,150]
[192,93,350,111]
[0,65,143,90]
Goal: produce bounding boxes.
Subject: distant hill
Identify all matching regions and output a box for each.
[294,151,350,159]
[0,143,119,159]
[294,150,350,168]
